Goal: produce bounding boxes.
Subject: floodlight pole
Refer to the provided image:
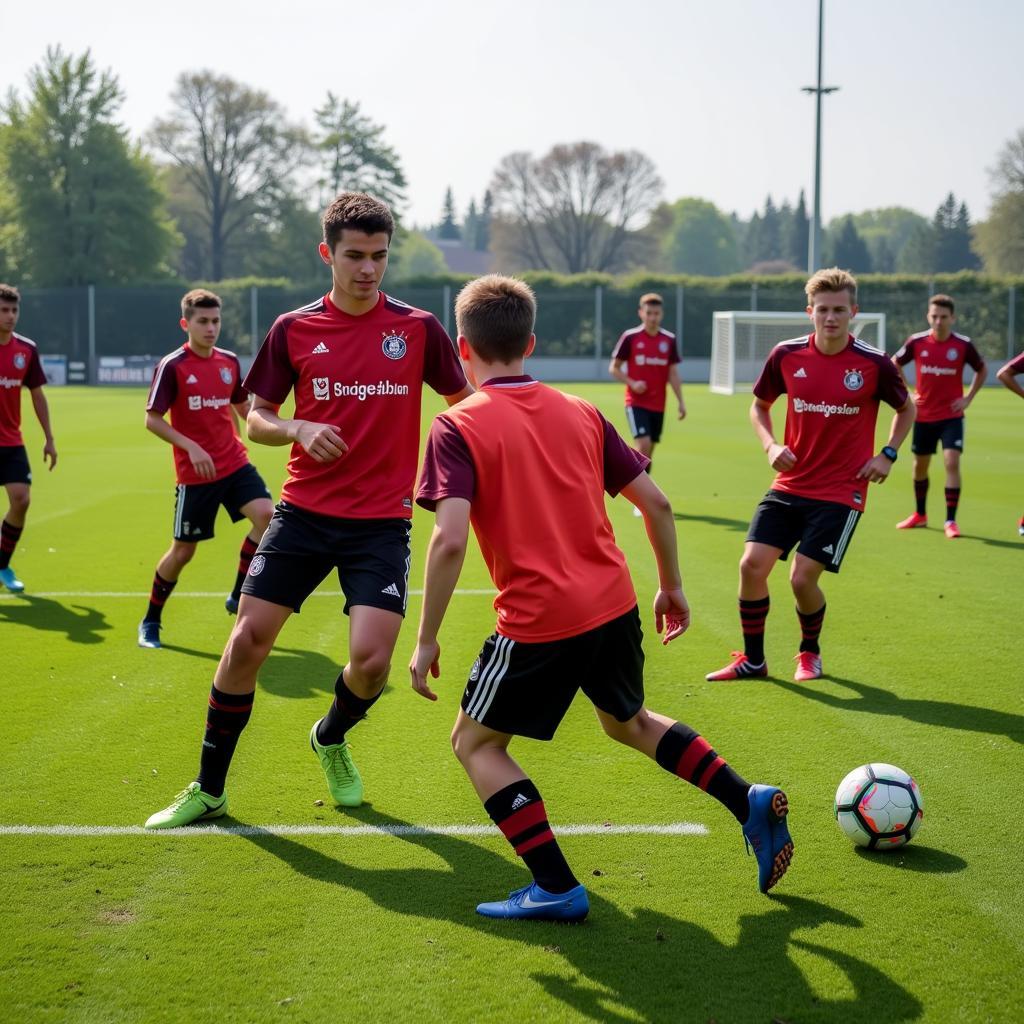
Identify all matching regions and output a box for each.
[802,0,839,272]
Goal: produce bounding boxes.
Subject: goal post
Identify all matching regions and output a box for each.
[710,311,887,394]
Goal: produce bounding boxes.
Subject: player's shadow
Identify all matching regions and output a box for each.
[674,511,750,533]
[775,674,1024,745]
[239,807,922,1023]
[853,845,967,874]
[955,531,1022,551]
[0,594,111,644]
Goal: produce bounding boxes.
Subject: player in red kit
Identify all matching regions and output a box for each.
[145,193,471,829]
[706,268,915,684]
[892,295,987,539]
[996,350,1024,536]
[410,276,792,921]
[0,283,57,593]
[138,289,274,649]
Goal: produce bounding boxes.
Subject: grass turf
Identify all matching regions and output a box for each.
[1,383,1021,1023]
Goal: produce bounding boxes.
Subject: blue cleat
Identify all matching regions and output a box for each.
[137,619,162,649]
[476,882,589,922]
[0,567,25,592]
[742,784,793,894]
[225,594,239,615]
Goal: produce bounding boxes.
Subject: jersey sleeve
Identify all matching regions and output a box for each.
[146,360,177,414]
[422,316,468,397]
[668,336,681,366]
[875,356,910,409]
[611,333,631,361]
[1007,351,1024,375]
[599,412,650,495]
[893,337,916,366]
[229,355,248,404]
[415,416,476,510]
[23,347,46,389]
[964,340,985,372]
[752,346,787,402]
[243,319,297,404]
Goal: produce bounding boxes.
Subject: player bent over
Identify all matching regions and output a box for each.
[706,268,914,684]
[410,275,792,922]
[144,193,470,829]
[996,350,1024,536]
[138,290,274,648]
[0,283,57,593]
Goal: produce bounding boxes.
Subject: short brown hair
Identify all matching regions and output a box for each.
[455,275,536,364]
[322,192,395,250]
[0,284,20,304]
[805,267,857,306]
[181,288,222,320]
[639,292,663,307]
[929,293,955,314]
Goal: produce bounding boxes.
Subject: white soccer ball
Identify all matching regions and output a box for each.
[834,763,924,850]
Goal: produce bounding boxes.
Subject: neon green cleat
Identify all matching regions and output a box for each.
[144,782,227,830]
[310,719,363,806]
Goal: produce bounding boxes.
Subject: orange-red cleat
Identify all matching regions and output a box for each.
[793,651,822,681]
[896,512,928,529]
[706,652,767,681]
[944,520,961,538]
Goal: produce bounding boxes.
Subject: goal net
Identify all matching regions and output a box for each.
[710,311,887,394]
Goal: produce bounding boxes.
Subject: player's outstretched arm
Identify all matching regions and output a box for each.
[952,361,987,413]
[669,365,686,420]
[609,358,646,394]
[750,398,795,471]
[410,497,471,701]
[247,395,348,462]
[145,409,214,479]
[997,359,1024,398]
[29,386,57,470]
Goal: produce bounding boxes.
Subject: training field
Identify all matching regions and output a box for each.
[1,383,1021,1023]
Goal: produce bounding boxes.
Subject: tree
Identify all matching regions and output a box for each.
[932,193,979,271]
[827,216,872,272]
[974,128,1024,273]
[660,197,739,275]
[0,47,176,285]
[490,142,662,272]
[438,187,460,240]
[784,191,810,269]
[389,230,447,280]
[850,207,929,270]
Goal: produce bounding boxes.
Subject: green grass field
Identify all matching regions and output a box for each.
[1,383,1022,1023]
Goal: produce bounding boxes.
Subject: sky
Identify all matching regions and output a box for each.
[5,0,1023,230]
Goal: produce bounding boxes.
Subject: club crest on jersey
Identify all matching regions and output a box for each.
[312,377,330,401]
[381,331,407,360]
[843,369,864,391]
[659,341,669,353]
[249,554,266,576]
[13,353,26,370]
[947,347,957,361]
[220,366,232,385]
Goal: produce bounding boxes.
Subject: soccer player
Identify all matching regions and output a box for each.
[706,268,915,684]
[892,295,987,538]
[144,192,471,829]
[0,283,57,593]
[996,350,1024,535]
[138,289,274,649]
[410,275,792,922]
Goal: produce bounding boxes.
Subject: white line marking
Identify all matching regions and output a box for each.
[0,589,496,599]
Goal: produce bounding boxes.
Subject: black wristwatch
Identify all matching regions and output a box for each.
[880,445,898,462]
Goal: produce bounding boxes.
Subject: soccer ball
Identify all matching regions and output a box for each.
[834,763,923,850]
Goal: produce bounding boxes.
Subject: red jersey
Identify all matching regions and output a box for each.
[146,343,250,486]
[611,327,680,412]
[0,334,47,447]
[245,291,466,520]
[753,334,908,511]
[1005,351,1024,375]
[416,376,648,642]
[894,330,984,423]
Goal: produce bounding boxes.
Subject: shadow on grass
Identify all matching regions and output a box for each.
[240,807,922,1023]
[956,531,1022,551]
[674,511,751,533]
[775,674,1024,745]
[853,845,967,874]
[0,594,110,644]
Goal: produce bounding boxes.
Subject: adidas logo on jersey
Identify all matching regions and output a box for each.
[312,342,330,354]
[793,367,807,378]
[381,582,401,597]
[511,793,530,810]
[186,374,198,384]
[822,544,834,554]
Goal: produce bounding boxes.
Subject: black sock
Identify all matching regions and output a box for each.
[232,536,260,600]
[914,478,929,516]
[485,779,578,894]
[196,686,254,798]
[945,487,960,523]
[144,572,176,624]
[739,597,769,665]
[797,603,826,654]
[0,519,24,570]
[655,722,751,823]
[316,671,382,745]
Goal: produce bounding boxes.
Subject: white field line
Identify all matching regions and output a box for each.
[0,822,708,838]
[0,589,495,599]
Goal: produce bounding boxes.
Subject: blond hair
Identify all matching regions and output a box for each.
[805,267,857,306]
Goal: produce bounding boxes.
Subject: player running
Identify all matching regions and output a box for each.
[996,350,1024,536]
[410,274,792,922]
[138,289,274,648]
[706,268,915,684]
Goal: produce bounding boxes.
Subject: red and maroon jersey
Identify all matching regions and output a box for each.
[894,330,984,423]
[147,343,249,485]
[417,376,647,642]
[611,327,680,412]
[1005,350,1024,375]
[245,291,466,520]
[0,334,47,447]
[753,334,908,511]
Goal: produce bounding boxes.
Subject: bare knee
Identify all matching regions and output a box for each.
[348,647,391,688]
[224,615,276,665]
[739,552,772,586]
[451,719,487,767]
[8,492,29,517]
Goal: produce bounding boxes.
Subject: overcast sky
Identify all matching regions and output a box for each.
[5,0,1022,230]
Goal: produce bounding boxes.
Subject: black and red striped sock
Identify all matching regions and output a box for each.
[914,478,929,516]
[484,779,578,894]
[315,671,381,745]
[0,519,23,570]
[196,685,254,798]
[797,603,826,654]
[945,487,960,523]
[231,536,260,600]
[739,596,769,665]
[655,722,750,823]
[144,572,176,624]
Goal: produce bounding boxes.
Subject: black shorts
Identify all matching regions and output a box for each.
[0,446,31,486]
[461,606,645,741]
[747,490,861,574]
[240,501,411,615]
[173,463,271,542]
[911,417,964,455]
[625,407,665,444]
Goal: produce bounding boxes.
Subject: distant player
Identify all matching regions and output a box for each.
[996,350,1024,536]
[0,283,57,593]
[144,192,471,829]
[410,275,792,922]
[706,268,915,684]
[138,289,274,649]
[892,294,987,538]
[609,293,685,513]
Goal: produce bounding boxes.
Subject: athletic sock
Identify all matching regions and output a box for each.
[797,603,826,654]
[144,572,176,624]
[484,779,578,894]
[655,722,751,823]
[0,519,23,570]
[914,478,929,517]
[315,671,382,745]
[739,596,769,665]
[231,536,260,600]
[945,487,960,523]
[196,685,254,798]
